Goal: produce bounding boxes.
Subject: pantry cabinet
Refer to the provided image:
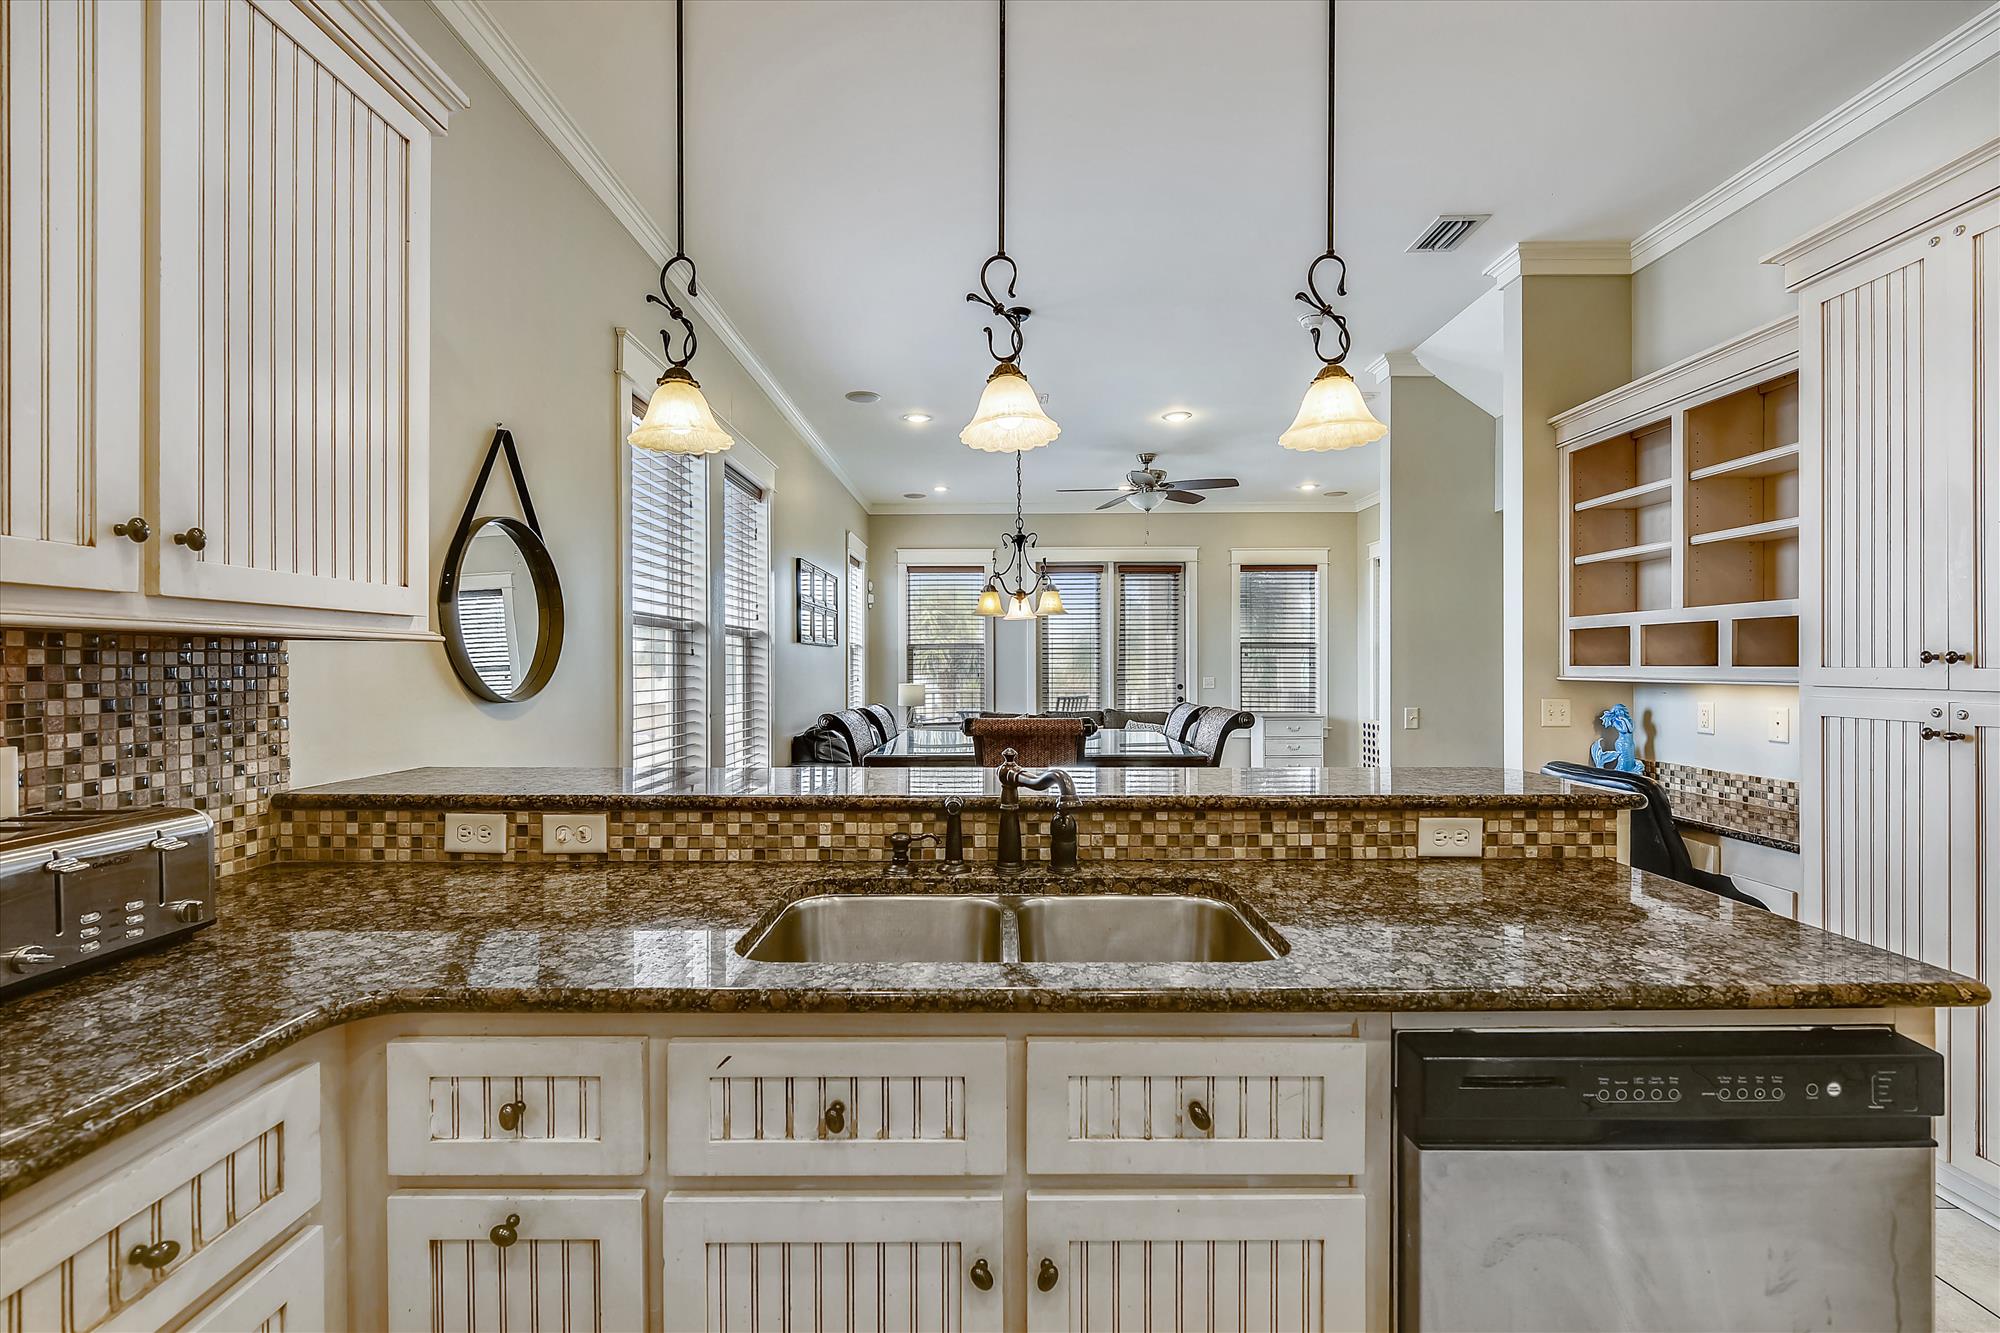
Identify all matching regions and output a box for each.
[0,0,463,638]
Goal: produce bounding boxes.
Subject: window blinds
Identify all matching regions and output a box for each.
[1238,565,1320,713]
[1115,564,1185,709]
[456,585,516,692]
[628,402,707,775]
[905,567,988,720]
[1037,566,1103,711]
[721,467,771,769]
[846,553,867,708]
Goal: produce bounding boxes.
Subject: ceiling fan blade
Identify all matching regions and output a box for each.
[1163,489,1205,504]
[1055,487,1125,493]
[1165,478,1239,489]
[1095,494,1133,511]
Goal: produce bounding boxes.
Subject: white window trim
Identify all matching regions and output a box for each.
[895,547,998,715]
[1230,546,1330,718]
[1025,545,1199,711]
[845,529,869,707]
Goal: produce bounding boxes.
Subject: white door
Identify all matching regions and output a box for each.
[1,0,146,592]
[1941,696,1999,1199]
[1025,1192,1367,1333]
[662,1194,1005,1333]
[1960,203,2000,693]
[152,0,427,617]
[1797,222,1958,690]
[386,1191,646,1333]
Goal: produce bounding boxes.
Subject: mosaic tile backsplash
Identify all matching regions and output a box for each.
[1652,761,1798,812]
[1,630,288,875]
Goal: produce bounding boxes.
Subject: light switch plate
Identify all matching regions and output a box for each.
[1418,817,1484,858]
[1767,706,1791,744]
[1402,707,1421,730]
[1201,676,1216,690]
[1540,698,1571,727]
[542,812,608,854]
[1696,701,1715,734]
[446,812,507,854]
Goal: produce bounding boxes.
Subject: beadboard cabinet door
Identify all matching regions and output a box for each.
[1942,697,1998,1196]
[1965,204,2000,693]
[1,0,146,592]
[152,0,429,617]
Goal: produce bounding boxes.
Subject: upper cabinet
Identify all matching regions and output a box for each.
[1551,317,1801,683]
[1,0,464,639]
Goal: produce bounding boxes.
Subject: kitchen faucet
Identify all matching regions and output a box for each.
[995,749,1079,872]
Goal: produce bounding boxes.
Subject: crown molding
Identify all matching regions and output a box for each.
[1344,489,1381,513]
[299,0,469,135]
[1633,2,2000,270]
[1482,242,1632,287]
[1366,351,1429,384]
[429,0,869,511]
[1762,136,2000,288]
[1550,315,1797,445]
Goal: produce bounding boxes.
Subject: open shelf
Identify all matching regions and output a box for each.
[1733,615,1801,669]
[1686,373,1797,473]
[1574,478,1672,512]
[1571,421,1672,508]
[1689,516,1800,546]
[1642,621,1719,669]
[1571,626,1632,668]
[1576,541,1671,566]
[1689,442,1798,482]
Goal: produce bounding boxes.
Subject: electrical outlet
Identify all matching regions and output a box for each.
[1418,816,1484,858]
[541,812,608,854]
[446,812,507,854]
[1200,676,1217,691]
[1767,706,1791,745]
[1697,701,1715,735]
[1540,698,1571,727]
[1402,707,1421,730]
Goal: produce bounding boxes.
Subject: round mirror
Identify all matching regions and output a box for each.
[439,516,563,702]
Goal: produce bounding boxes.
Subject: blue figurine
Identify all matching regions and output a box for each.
[1590,703,1645,773]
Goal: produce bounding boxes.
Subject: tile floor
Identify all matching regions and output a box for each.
[1936,1201,2000,1332]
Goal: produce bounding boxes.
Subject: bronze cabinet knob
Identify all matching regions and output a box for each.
[1187,1099,1212,1132]
[172,526,207,552]
[497,1099,527,1132]
[112,517,151,543]
[822,1099,847,1135]
[969,1258,994,1291]
[489,1213,521,1248]
[128,1239,180,1270]
[1037,1257,1060,1292]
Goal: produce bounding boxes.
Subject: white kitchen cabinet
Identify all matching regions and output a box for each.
[386,1190,646,1333]
[386,1037,646,1177]
[182,1224,327,1333]
[0,0,463,638]
[662,1194,1006,1333]
[1025,1192,1367,1333]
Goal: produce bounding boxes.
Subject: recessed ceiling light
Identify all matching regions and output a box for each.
[845,390,882,404]
[902,412,933,424]
[1159,410,1194,424]
[1297,482,1320,492]
[932,484,949,492]
[902,491,926,499]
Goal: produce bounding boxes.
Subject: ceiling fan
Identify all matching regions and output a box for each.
[1057,453,1241,511]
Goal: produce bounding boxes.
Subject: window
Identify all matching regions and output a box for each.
[721,466,771,768]
[905,566,988,720]
[1238,565,1320,713]
[1114,564,1185,709]
[1036,566,1103,711]
[846,550,867,707]
[628,395,707,773]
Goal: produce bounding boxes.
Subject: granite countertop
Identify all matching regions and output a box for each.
[276,765,1647,811]
[0,856,1981,1198]
[1672,793,1801,854]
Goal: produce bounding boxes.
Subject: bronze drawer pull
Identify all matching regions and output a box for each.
[822,1099,847,1135]
[970,1258,994,1291]
[1038,1257,1060,1292]
[172,527,207,552]
[490,1213,521,1248]
[112,517,151,543]
[497,1099,527,1132]
[1187,1099,1212,1132]
[128,1239,180,1270]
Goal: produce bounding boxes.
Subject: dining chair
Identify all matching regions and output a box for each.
[819,709,885,764]
[1163,701,1201,742]
[860,703,899,741]
[1184,706,1256,767]
[963,717,1086,766]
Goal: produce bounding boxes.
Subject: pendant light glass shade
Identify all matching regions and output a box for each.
[1278,363,1386,452]
[1130,489,1164,512]
[976,584,1006,617]
[1034,583,1065,616]
[960,362,1060,453]
[630,367,734,454]
[1004,590,1036,620]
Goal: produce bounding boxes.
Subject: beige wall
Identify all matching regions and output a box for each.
[288,0,866,785]
[1354,503,1381,732]
[866,508,1363,762]
[1379,372,1502,766]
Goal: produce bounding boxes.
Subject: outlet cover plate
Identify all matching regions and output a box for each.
[1418,816,1484,858]
[1540,698,1572,727]
[1697,701,1715,734]
[542,812,609,854]
[1767,706,1791,744]
[446,812,507,854]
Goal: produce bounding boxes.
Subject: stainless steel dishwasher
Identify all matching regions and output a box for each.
[1397,1028,1944,1333]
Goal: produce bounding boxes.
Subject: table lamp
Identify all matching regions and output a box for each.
[897,682,926,729]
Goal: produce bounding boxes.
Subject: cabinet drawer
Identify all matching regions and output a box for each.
[1264,717,1327,739]
[1264,750,1327,769]
[1027,1039,1366,1175]
[1265,737,1326,759]
[182,1224,325,1332]
[388,1190,645,1333]
[1027,1192,1366,1333]
[663,1194,1005,1333]
[0,1064,320,1333]
[666,1039,1006,1177]
[386,1037,645,1176]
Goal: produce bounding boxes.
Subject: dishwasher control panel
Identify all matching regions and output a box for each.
[1585,1058,1927,1115]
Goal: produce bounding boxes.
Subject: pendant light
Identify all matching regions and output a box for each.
[977,454,1065,618]
[1279,0,1386,453]
[629,0,733,455]
[960,0,1061,454]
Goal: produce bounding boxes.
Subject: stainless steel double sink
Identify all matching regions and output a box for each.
[736,881,1284,965]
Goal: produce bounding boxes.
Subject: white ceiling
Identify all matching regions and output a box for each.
[475,0,1982,511]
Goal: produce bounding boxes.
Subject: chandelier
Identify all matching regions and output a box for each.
[976,454,1065,620]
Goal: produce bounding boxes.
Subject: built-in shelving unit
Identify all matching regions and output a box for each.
[1550,316,1800,682]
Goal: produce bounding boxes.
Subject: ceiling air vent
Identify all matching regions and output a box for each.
[1406,215,1489,254]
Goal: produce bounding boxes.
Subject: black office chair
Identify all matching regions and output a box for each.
[1541,761,1767,909]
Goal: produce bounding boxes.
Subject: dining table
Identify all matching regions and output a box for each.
[862,725,1207,767]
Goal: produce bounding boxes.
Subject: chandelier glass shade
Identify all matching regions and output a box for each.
[977,454,1064,619]
[631,367,734,454]
[1279,363,1386,452]
[961,361,1060,453]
